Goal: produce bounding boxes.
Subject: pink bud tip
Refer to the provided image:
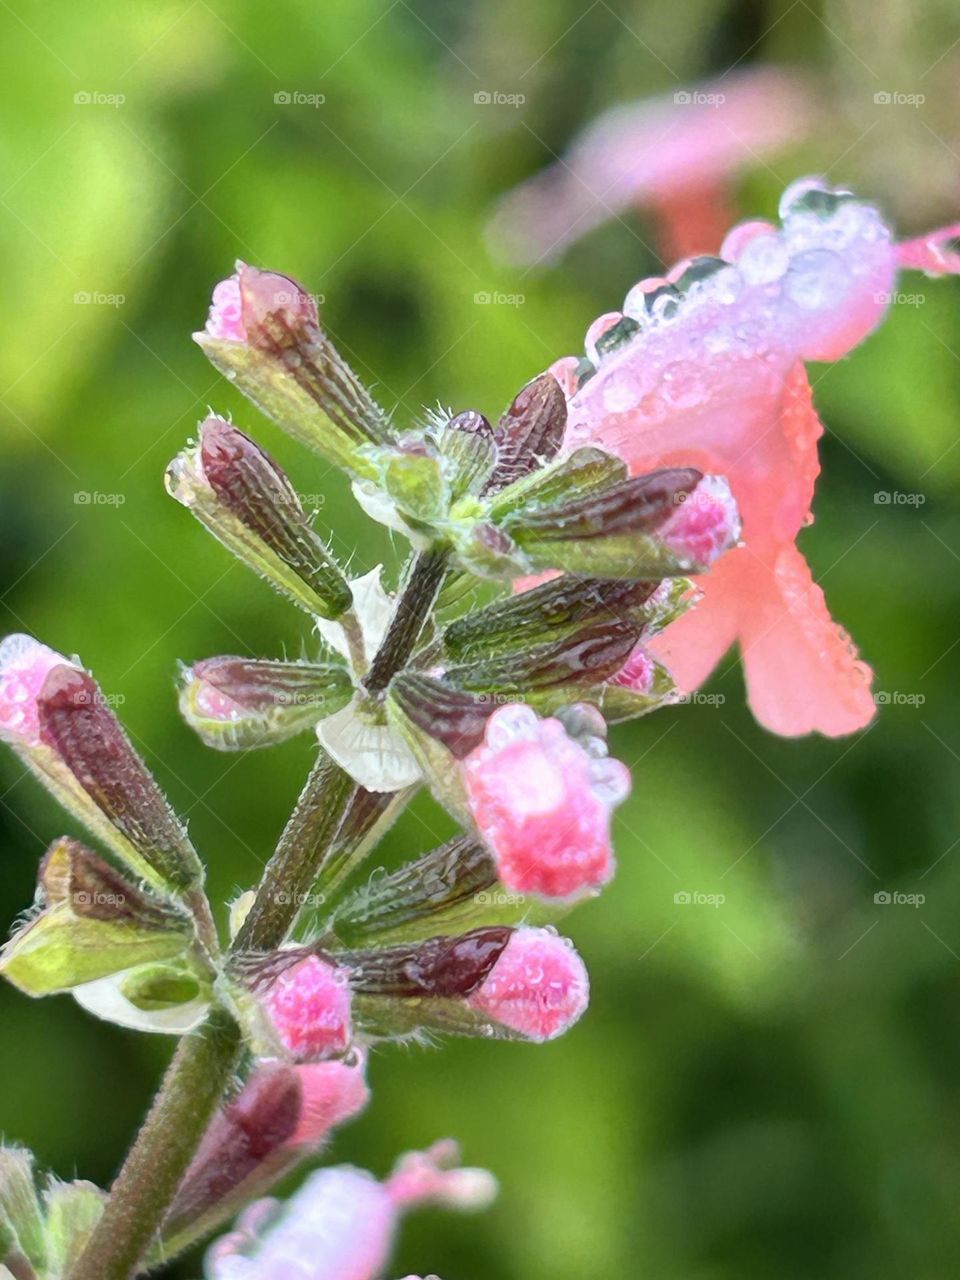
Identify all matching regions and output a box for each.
[658,474,740,569]
[289,1059,370,1147]
[467,927,590,1043]
[463,704,630,900]
[611,642,656,693]
[386,1140,498,1212]
[265,955,353,1061]
[0,635,77,748]
[205,275,246,342]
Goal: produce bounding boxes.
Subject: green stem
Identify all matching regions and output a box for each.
[231,751,356,954]
[68,1008,241,1280]
[363,547,449,694]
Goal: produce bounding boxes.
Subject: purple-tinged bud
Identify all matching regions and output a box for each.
[262,955,353,1061]
[195,263,391,473]
[164,1059,369,1259]
[167,418,352,620]
[465,927,589,1043]
[506,465,740,579]
[462,703,630,901]
[486,373,567,492]
[204,1141,495,1280]
[179,656,353,751]
[35,665,202,893]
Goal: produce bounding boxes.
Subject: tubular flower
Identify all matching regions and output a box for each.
[465,926,589,1042]
[539,179,960,736]
[462,704,630,900]
[204,1141,496,1280]
[262,955,353,1062]
[489,67,815,265]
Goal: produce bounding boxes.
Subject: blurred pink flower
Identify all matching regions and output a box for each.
[205,1140,496,1280]
[539,180,960,736]
[489,67,816,265]
[462,703,630,899]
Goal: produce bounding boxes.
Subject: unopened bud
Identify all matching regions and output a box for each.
[195,263,391,473]
[462,703,630,901]
[261,954,353,1061]
[179,656,352,750]
[465,926,589,1042]
[167,418,352,619]
[486,373,567,491]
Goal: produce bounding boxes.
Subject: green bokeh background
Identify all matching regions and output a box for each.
[2,2,960,1277]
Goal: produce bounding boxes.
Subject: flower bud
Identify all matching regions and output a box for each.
[178,656,353,751]
[163,1059,369,1259]
[505,466,740,579]
[332,836,513,947]
[167,418,352,619]
[465,927,589,1042]
[0,838,191,998]
[0,637,203,895]
[486,373,567,491]
[261,954,353,1061]
[195,263,390,474]
[343,926,587,1044]
[462,703,630,901]
[205,1141,495,1280]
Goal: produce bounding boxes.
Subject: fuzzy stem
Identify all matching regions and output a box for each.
[232,750,356,954]
[68,1008,242,1280]
[363,547,449,694]
[71,548,450,1279]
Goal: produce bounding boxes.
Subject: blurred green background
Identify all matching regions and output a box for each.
[2,1,960,1277]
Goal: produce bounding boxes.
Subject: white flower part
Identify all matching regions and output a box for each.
[316,699,423,792]
[350,480,432,549]
[316,565,393,667]
[72,973,209,1035]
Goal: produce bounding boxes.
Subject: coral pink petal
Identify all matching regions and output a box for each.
[738,543,875,737]
[646,550,742,692]
[896,224,960,275]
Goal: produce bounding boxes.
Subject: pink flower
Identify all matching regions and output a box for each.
[264,955,353,1061]
[610,642,656,693]
[462,703,630,900]
[289,1060,370,1146]
[198,262,318,347]
[489,67,815,265]
[466,927,589,1042]
[538,180,960,736]
[0,634,77,747]
[205,1140,496,1280]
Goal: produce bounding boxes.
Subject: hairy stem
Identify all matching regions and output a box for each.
[363,546,449,694]
[232,750,356,954]
[69,1008,242,1280]
[71,546,450,1279]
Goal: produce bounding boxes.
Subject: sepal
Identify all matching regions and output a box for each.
[179,656,353,750]
[0,1148,45,1273]
[194,263,390,475]
[167,418,352,620]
